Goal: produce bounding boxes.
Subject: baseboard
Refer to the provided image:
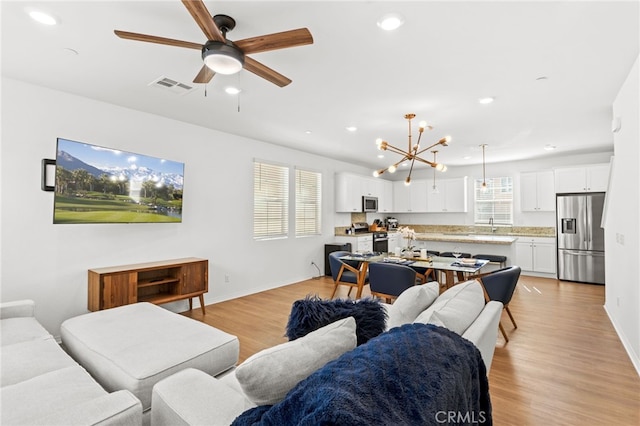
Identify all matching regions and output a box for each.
[604,305,640,377]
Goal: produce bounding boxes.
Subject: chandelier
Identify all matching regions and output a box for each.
[373,113,451,185]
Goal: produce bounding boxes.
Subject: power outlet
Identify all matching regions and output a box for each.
[224,274,230,283]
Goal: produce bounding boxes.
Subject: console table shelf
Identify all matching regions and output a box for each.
[88,258,208,314]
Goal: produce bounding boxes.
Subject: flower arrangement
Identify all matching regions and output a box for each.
[398,226,416,251]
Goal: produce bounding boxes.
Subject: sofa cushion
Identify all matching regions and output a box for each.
[0,366,108,425]
[236,317,357,406]
[1,317,52,346]
[413,280,486,335]
[1,338,78,386]
[286,296,386,345]
[386,281,439,330]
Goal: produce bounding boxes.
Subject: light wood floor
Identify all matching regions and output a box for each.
[183,275,640,425]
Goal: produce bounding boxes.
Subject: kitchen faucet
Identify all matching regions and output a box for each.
[489,217,496,233]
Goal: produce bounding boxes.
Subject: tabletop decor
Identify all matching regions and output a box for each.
[398,226,416,256]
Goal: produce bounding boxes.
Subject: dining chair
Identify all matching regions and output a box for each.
[367,262,417,303]
[328,251,368,299]
[478,265,521,342]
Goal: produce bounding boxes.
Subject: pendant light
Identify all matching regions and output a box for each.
[480,144,488,193]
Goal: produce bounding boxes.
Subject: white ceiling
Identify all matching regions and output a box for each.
[2,1,639,174]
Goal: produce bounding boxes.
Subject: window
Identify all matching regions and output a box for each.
[295,168,322,236]
[474,177,513,225]
[254,161,289,239]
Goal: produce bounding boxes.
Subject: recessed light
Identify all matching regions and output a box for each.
[377,154,384,159]
[544,144,556,151]
[346,126,357,132]
[463,155,472,160]
[478,97,495,104]
[536,76,549,81]
[225,87,241,95]
[377,13,404,31]
[28,10,57,26]
[305,130,312,135]
[62,47,79,56]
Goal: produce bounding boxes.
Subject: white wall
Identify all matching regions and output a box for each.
[0,77,371,337]
[605,55,640,374]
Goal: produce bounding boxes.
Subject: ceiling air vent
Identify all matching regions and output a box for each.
[149,77,195,95]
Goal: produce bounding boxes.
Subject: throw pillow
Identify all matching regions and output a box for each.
[235,316,357,406]
[413,280,485,335]
[286,296,387,346]
[386,281,439,330]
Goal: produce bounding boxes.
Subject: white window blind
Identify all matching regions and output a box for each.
[295,168,322,236]
[474,177,513,225]
[254,161,289,239]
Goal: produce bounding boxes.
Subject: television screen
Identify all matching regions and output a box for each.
[54,138,184,224]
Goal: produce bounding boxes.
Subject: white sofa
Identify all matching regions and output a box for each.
[0,300,143,426]
[151,279,503,425]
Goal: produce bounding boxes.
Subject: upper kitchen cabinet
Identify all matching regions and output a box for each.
[520,171,555,211]
[335,172,363,212]
[393,179,428,212]
[335,172,394,213]
[554,163,610,193]
[426,177,468,213]
[377,179,394,213]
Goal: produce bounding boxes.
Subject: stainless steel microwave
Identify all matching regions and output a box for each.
[362,196,378,212]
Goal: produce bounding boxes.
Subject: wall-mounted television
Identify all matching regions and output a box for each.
[53,138,184,224]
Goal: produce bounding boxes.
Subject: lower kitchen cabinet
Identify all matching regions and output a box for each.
[333,235,373,253]
[515,237,556,274]
[388,233,401,253]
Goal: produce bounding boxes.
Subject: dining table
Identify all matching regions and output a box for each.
[338,253,490,295]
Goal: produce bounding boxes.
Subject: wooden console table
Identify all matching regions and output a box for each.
[88,258,208,315]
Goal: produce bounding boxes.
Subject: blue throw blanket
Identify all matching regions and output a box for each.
[232,323,492,426]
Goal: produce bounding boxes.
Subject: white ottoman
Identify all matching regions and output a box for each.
[60,302,239,412]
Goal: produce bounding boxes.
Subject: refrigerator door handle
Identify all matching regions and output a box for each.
[564,250,605,257]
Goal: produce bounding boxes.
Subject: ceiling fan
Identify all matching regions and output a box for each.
[114,0,313,87]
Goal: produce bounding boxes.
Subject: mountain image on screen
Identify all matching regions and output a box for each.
[53,138,185,224]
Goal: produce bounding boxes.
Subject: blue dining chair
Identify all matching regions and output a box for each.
[328,251,368,299]
[368,262,417,303]
[479,265,521,342]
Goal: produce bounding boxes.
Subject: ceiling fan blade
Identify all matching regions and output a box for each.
[181,0,224,42]
[114,30,202,50]
[193,65,215,84]
[243,57,292,87]
[234,28,313,55]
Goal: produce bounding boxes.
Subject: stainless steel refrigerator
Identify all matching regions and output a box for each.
[556,193,606,284]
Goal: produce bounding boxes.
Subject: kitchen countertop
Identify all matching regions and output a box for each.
[414,233,518,245]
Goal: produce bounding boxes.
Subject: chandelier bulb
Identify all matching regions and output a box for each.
[388,165,397,173]
[435,163,444,171]
[373,170,380,177]
[404,177,411,186]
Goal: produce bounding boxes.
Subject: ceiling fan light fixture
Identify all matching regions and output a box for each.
[202,41,245,75]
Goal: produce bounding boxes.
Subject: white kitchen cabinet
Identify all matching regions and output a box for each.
[554,163,610,193]
[388,232,401,253]
[335,172,394,213]
[334,235,373,253]
[515,237,556,274]
[335,172,363,212]
[426,177,468,213]
[392,179,428,212]
[520,171,555,211]
[378,180,394,213]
